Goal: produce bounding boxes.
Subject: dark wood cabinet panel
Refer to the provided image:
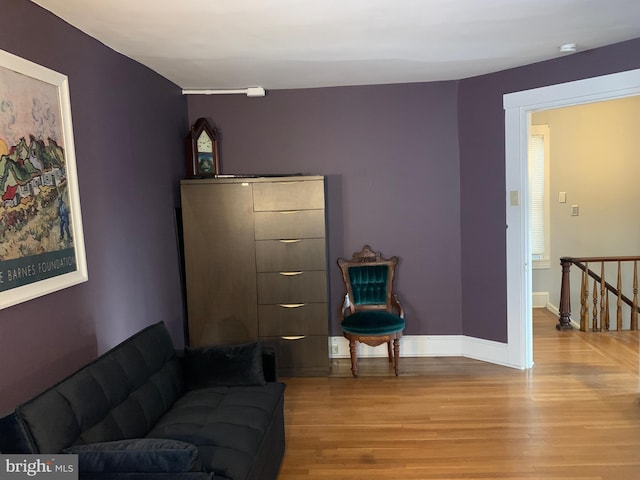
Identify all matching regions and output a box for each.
[258,303,329,336]
[253,180,324,211]
[257,271,328,304]
[261,335,329,376]
[254,210,325,240]
[255,239,327,272]
[181,182,258,346]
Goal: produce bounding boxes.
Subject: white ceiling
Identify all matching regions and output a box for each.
[31,0,640,91]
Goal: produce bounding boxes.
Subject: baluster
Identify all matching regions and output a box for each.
[557,257,574,330]
[592,278,599,332]
[600,263,607,331]
[632,261,638,331]
[580,263,588,331]
[616,261,623,331]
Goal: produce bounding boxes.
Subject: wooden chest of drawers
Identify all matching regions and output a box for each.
[180,176,329,376]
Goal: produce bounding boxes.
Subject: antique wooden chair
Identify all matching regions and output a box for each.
[337,245,405,376]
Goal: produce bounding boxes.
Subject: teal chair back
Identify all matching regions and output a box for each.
[347,264,392,308]
[338,245,398,314]
[348,264,389,305]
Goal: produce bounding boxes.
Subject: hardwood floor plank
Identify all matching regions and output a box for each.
[279,309,640,479]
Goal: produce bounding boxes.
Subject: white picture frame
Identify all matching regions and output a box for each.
[0,48,87,309]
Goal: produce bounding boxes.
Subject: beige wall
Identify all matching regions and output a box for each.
[532,95,640,325]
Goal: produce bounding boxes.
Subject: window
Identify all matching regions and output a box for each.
[529,124,550,269]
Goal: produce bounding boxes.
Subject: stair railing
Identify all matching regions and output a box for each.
[557,256,639,331]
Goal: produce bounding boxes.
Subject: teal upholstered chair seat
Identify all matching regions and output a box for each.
[338,245,405,376]
[342,311,405,336]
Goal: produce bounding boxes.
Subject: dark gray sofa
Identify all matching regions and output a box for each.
[0,321,286,480]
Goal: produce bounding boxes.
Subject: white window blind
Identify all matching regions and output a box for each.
[529,134,545,255]
[529,125,550,267]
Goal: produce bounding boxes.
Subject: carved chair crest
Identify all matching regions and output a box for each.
[345,244,397,264]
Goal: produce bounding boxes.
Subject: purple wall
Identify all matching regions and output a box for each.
[458,37,640,342]
[187,82,463,337]
[0,1,188,413]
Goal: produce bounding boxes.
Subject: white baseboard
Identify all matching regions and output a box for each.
[327,300,583,368]
[329,334,512,368]
[532,292,548,308]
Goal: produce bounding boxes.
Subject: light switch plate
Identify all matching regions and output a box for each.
[559,192,567,203]
[571,205,579,216]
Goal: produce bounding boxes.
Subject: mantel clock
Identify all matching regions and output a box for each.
[186,117,219,178]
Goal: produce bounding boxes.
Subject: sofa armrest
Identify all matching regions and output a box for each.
[0,412,37,454]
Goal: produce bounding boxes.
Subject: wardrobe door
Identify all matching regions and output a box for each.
[181,181,258,346]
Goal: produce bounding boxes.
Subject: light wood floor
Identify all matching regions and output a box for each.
[278,309,640,479]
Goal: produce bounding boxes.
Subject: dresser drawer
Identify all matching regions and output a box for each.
[255,238,326,272]
[259,303,328,336]
[253,180,324,211]
[261,335,329,376]
[254,210,325,240]
[257,271,327,304]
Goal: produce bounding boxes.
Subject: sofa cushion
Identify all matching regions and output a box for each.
[14,322,183,453]
[183,342,266,388]
[64,438,199,473]
[146,382,285,480]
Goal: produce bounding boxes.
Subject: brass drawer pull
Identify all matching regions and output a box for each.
[279,303,306,308]
[277,211,301,215]
[281,336,306,340]
[279,271,303,276]
[279,239,302,243]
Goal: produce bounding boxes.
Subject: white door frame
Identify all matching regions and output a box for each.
[503,68,640,369]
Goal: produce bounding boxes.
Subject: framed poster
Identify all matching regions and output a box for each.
[0,49,87,309]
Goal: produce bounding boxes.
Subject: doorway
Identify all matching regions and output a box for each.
[503,68,640,369]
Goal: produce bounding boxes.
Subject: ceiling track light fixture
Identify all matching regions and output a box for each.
[559,43,577,53]
[182,86,266,97]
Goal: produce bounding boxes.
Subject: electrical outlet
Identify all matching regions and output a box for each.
[331,344,339,355]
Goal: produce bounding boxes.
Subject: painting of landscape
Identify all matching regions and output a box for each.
[0,51,86,305]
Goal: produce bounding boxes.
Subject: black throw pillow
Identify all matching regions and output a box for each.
[63,438,199,473]
[183,341,266,388]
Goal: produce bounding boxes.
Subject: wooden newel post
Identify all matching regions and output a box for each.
[557,257,574,331]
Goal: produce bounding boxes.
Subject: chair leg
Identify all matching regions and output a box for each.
[387,341,393,364]
[349,340,358,377]
[393,338,400,376]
